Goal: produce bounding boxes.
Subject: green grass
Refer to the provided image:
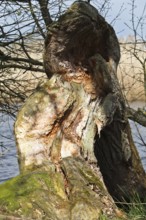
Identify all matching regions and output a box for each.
[115,194,146,220]
[127,202,146,219]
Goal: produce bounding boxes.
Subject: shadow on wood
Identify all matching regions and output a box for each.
[0,1,146,219]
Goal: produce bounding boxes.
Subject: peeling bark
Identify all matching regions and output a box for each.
[15,0,146,202]
[1,1,146,219]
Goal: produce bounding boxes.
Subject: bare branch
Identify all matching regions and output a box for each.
[28,0,46,38]
[126,107,146,127]
[1,64,44,72]
[4,0,29,2]
[38,0,52,27]
[0,53,43,66]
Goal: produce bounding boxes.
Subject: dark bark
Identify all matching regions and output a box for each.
[44,2,120,78]
[94,113,146,200]
[38,0,52,27]
[43,0,146,201]
[126,107,146,127]
[1,1,146,219]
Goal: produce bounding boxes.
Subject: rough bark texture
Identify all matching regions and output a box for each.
[0,158,123,220]
[126,107,146,127]
[0,1,146,219]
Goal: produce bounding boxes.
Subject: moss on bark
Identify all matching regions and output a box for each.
[0,158,123,220]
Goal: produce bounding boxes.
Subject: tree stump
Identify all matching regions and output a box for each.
[0,1,146,219]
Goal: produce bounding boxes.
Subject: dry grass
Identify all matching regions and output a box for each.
[28,40,146,102]
[1,41,145,103]
[118,41,145,102]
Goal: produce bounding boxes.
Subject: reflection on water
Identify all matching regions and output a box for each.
[0,101,146,183]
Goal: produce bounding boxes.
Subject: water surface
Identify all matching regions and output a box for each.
[129,101,146,169]
[0,113,19,183]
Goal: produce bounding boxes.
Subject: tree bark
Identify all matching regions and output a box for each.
[1,1,146,219]
[44,0,146,200]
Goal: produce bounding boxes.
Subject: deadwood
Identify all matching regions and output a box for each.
[126,107,146,127]
[0,1,146,220]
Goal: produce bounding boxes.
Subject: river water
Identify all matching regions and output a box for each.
[0,113,19,183]
[0,101,146,184]
[128,101,146,169]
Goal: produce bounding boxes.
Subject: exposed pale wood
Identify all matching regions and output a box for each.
[8,1,146,219]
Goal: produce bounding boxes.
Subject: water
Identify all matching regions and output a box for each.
[0,101,146,184]
[129,119,146,169]
[0,113,19,184]
[129,101,146,170]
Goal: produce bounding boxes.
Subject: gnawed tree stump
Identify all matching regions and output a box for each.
[0,1,146,219]
[0,158,122,220]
